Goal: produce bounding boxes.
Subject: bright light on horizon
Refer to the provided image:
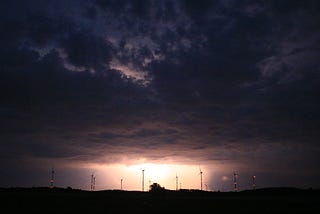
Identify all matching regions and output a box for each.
[127,163,170,181]
[81,162,211,191]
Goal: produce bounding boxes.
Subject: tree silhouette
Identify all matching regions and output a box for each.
[149,183,165,192]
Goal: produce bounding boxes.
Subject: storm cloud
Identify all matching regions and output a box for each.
[0,0,319,189]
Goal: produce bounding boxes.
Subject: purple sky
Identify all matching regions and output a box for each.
[0,0,320,191]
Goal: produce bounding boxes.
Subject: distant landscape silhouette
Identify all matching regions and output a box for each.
[0,186,318,213]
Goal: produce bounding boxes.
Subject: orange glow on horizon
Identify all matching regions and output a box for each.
[81,162,212,191]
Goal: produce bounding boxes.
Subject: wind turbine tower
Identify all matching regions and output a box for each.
[252,175,256,190]
[50,167,54,188]
[199,167,203,191]
[93,176,96,190]
[176,174,179,191]
[233,171,238,192]
[142,169,145,192]
[121,178,123,190]
[90,173,96,191]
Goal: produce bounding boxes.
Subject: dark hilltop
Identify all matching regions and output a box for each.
[1,186,319,213]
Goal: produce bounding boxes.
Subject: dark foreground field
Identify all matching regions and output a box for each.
[1,187,319,213]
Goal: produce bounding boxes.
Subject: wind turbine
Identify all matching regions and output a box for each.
[142,169,145,192]
[199,167,203,191]
[50,167,54,188]
[175,173,179,191]
[233,171,238,192]
[90,173,95,191]
[252,175,256,190]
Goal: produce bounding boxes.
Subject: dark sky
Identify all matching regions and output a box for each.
[1,0,320,191]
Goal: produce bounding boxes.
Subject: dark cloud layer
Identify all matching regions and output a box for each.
[0,0,320,189]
